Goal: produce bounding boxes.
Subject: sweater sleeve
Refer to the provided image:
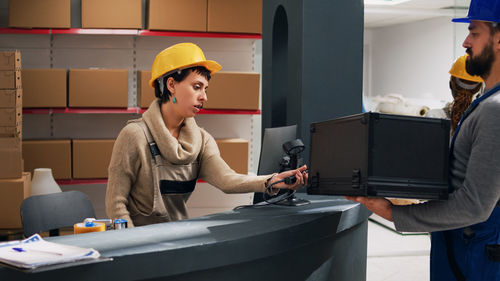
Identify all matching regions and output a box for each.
[105,124,142,227]
[393,100,500,232]
[197,130,272,193]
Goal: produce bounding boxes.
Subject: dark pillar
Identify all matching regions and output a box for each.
[262,0,364,163]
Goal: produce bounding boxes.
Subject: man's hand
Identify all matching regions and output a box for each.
[345,196,394,222]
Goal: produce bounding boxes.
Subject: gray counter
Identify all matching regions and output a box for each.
[0,195,371,281]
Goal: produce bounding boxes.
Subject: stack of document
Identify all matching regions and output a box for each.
[0,234,100,269]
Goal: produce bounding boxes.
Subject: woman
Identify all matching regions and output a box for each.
[427,54,483,134]
[106,43,308,227]
[446,54,483,133]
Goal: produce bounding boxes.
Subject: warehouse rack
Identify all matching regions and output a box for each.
[2,26,262,221]
[2,26,262,178]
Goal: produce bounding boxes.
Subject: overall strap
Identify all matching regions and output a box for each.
[136,121,161,164]
[450,82,500,152]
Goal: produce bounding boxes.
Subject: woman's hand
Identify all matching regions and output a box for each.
[344,196,394,222]
[271,165,309,190]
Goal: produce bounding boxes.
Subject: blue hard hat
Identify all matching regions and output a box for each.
[452,0,500,23]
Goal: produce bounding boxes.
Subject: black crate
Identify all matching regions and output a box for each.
[307,112,450,200]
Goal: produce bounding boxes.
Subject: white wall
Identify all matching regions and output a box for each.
[364,16,471,108]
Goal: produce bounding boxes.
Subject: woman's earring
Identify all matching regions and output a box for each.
[172,97,177,103]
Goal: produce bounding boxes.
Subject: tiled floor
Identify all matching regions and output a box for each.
[366,215,431,281]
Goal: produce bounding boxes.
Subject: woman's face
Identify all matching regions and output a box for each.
[168,70,209,118]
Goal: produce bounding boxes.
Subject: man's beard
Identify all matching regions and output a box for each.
[466,40,495,78]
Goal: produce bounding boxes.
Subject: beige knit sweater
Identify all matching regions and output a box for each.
[106,100,271,227]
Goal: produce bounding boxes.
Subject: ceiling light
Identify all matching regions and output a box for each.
[364,0,411,5]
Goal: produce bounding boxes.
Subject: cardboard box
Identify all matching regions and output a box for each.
[148,0,207,32]
[0,172,31,228]
[22,140,72,180]
[207,0,262,34]
[216,139,248,174]
[137,70,156,108]
[69,69,128,108]
[0,138,23,179]
[0,90,22,139]
[0,126,22,139]
[22,69,67,108]
[0,106,21,127]
[0,89,22,108]
[72,139,115,179]
[82,0,142,29]
[204,72,260,110]
[0,70,22,89]
[9,0,70,29]
[0,51,21,71]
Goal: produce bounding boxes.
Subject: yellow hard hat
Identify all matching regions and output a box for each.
[449,55,483,83]
[149,43,222,88]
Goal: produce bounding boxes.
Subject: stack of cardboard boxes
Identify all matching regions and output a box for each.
[0,51,31,230]
[9,0,262,34]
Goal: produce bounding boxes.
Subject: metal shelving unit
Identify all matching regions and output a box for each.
[2,27,262,185]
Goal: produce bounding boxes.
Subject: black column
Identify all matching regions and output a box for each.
[262,0,364,164]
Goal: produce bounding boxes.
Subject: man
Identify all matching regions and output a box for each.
[347,0,500,280]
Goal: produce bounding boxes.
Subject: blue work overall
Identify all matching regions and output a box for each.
[430,207,500,280]
[430,83,500,281]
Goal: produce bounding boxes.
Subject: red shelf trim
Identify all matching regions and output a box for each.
[23,107,140,114]
[197,109,261,115]
[24,107,260,115]
[139,30,262,39]
[51,28,139,35]
[137,108,261,115]
[57,179,108,185]
[53,107,140,114]
[57,179,205,185]
[0,28,50,34]
[0,28,262,39]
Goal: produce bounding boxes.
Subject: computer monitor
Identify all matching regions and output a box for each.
[253,125,309,206]
[258,125,297,175]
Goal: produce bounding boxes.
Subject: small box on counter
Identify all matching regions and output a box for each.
[203,72,260,110]
[82,0,142,29]
[148,0,207,31]
[0,137,23,180]
[207,0,262,34]
[137,70,155,108]
[8,0,70,29]
[307,112,450,200]
[216,139,249,174]
[0,51,21,71]
[0,172,31,229]
[72,139,115,179]
[22,69,67,108]
[0,71,22,90]
[69,69,128,108]
[22,140,72,180]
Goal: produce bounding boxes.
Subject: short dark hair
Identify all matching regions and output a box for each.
[487,22,500,35]
[154,66,211,103]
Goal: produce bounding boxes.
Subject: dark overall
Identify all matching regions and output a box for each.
[430,84,500,281]
[128,120,200,226]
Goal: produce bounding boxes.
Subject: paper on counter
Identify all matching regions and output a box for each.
[0,234,100,269]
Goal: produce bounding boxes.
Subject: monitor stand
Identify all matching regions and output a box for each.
[275,191,310,206]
